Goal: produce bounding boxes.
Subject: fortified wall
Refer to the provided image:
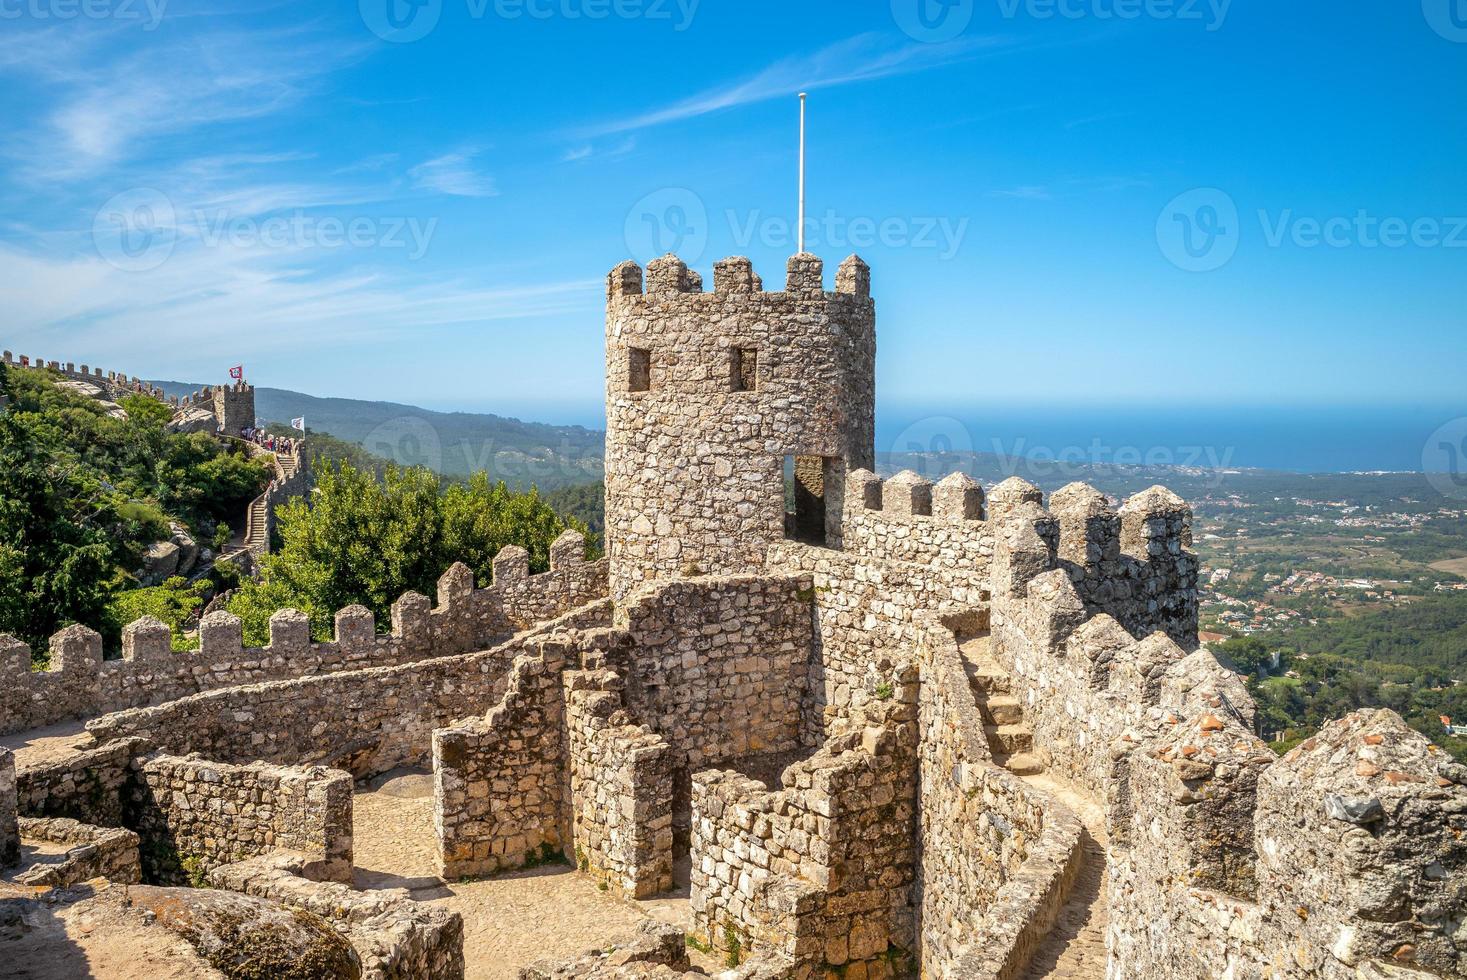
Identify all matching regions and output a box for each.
[3,250,1464,980]
[0,530,605,735]
[1,350,257,427]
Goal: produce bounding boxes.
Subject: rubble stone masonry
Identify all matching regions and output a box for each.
[126,754,354,885]
[0,532,606,736]
[604,254,875,600]
[1,748,17,868]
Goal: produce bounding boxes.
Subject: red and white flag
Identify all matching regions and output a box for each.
[228,364,244,380]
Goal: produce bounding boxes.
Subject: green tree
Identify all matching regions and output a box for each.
[226,460,589,645]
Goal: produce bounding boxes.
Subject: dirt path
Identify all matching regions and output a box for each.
[1019,775,1109,980]
[0,719,93,769]
[353,771,696,980]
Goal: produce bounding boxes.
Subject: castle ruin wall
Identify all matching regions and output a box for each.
[210,850,466,980]
[688,693,919,976]
[12,817,142,889]
[565,658,678,899]
[85,601,613,778]
[0,748,17,869]
[0,536,607,737]
[914,613,1085,980]
[433,636,573,880]
[126,754,354,886]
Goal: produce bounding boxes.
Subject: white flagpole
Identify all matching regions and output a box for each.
[798,92,807,255]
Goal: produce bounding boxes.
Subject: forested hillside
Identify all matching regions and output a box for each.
[152,380,603,490]
[0,364,270,654]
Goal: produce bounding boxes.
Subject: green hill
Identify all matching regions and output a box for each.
[151,382,604,492]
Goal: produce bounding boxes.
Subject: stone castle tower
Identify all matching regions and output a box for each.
[212,380,256,435]
[604,252,876,599]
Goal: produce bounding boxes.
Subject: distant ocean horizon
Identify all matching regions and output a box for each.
[418,398,1467,476]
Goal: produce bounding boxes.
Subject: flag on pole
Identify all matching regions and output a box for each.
[229,364,244,380]
[290,417,306,432]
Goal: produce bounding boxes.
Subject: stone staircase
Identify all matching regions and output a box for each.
[957,632,1110,980]
[958,634,1044,776]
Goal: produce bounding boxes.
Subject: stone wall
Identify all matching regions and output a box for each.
[985,499,1232,800]
[0,748,16,868]
[1107,707,1467,979]
[85,601,612,778]
[768,538,987,742]
[565,658,677,899]
[12,817,141,888]
[688,694,919,977]
[211,850,465,980]
[433,573,811,886]
[127,754,354,885]
[914,614,1084,980]
[839,468,993,572]
[15,738,145,826]
[433,636,572,880]
[616,573,813,772]
[604,253,876,600]
[1,532,607,736]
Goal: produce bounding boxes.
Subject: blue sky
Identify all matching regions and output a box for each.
[0,0,1464,428]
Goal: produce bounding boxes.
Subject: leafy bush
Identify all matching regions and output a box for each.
[108,577,213,652]
[227,461,592,645]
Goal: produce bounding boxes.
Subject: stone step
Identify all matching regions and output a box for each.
[986,724,1033,755]
[982,696,1024,727]
[965,663,1011,696]
[998,751,1046,776]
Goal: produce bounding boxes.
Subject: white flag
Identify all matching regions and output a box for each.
[290,417,306,432]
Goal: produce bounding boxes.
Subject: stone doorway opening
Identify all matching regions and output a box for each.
[783,455,838,546]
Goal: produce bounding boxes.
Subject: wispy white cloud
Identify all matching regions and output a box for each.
[0,23,372,181]
[0,240,598,365]
[410,151,499,198]
[575,33,1008,138]
[560,136,637,164]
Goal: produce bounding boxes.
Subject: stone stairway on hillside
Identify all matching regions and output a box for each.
[957,633,1110,980]
[959,635,1044,775]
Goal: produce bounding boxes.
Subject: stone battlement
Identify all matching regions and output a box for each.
[607,252,871,300]
[0,531,607,736]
